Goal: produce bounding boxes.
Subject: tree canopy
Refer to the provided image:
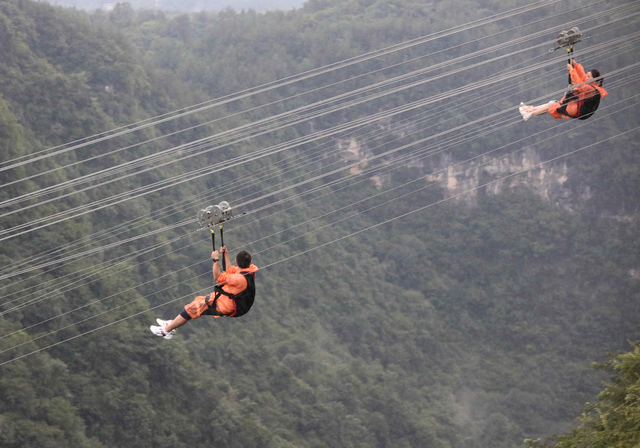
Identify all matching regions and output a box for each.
[0,0,639,447]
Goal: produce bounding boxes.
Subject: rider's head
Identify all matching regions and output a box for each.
[236,250,252,269]
[587,69,603,86]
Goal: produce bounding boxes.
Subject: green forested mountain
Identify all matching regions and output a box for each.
[0,1,639,447]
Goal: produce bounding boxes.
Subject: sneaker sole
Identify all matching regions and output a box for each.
[150,325,173,339]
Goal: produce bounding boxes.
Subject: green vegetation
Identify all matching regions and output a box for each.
[526,343,640,448]
[0,1,639,447]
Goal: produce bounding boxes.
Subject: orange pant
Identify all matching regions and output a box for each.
[548,101,577,120]
[182,293,235,319]
[183,295,214,319]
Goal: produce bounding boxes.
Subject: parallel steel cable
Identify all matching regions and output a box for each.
[0,67,568,316]
[1,36,636,298]
[0,70,532,302]
[0,11,632,272]
[231,58,640,214]
[0,0,568,171]
[2,2,636,364]
[0,117,528,312]
[2,123,636,368]
[250,101,640,258]
[0,233,205,320]
[5,10,638,211]
[3,70,637,341]
[4,68,637,321]
[0,94,489,283]
[1,91,460,284]
[6,13,640,211]
[0,38,604,217]
[1,28,636,288]
[2,42,638,247]
[0,112,589,348]
[0,102,459,278]
[4,43,564,269]
[2,0,625,192]
[0,218,192,282]
[4,83,637,333]
[0,107,609,344]
[259,128,640,271]
[3,15,636,272]
[0,102,503,304]
[62,30,635,237]
[0,101,426,240]
[0,230,194,314]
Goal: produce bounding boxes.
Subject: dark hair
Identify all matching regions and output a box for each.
[236,250,252,269]
[590,69,603,86]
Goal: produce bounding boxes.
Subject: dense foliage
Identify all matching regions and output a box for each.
[526,343,640,447]
[1,1,639,447]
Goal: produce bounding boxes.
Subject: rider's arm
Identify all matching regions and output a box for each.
[569,60,587,85]
[212,250,221,281]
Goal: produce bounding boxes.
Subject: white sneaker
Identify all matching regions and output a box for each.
[150,318,175,339]
[519,102,533,121]
[156,318,173,327]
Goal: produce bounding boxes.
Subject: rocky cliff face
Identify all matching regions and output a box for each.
[421,147,585,209]
[338,138,589,209]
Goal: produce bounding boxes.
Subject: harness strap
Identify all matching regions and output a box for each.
[558,85,599,118]
[214,285,236,299]
[208,272,253,317]
[205,291,226,317]
[208,285,238,317]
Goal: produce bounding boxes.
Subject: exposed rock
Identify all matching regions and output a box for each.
[337,137,591,209]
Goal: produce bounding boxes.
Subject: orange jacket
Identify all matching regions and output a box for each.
[560,63,608,117]
[214,264,259,315]
[568,63,608,100]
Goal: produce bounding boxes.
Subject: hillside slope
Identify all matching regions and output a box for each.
[1,1,639,447]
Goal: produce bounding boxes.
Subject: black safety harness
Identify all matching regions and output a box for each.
[557,84,601,120]
[206,271,256,318]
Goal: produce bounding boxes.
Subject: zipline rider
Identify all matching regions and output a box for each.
[520,58,607,121]
[150,246,258,339]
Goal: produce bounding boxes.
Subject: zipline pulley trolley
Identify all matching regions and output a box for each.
[197,201,240,272]
[554,26,583,49]
[197,201,234,228]
[549,26,589,87]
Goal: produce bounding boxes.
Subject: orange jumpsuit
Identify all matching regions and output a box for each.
[183,264,259,319]
[548,63,608,119]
